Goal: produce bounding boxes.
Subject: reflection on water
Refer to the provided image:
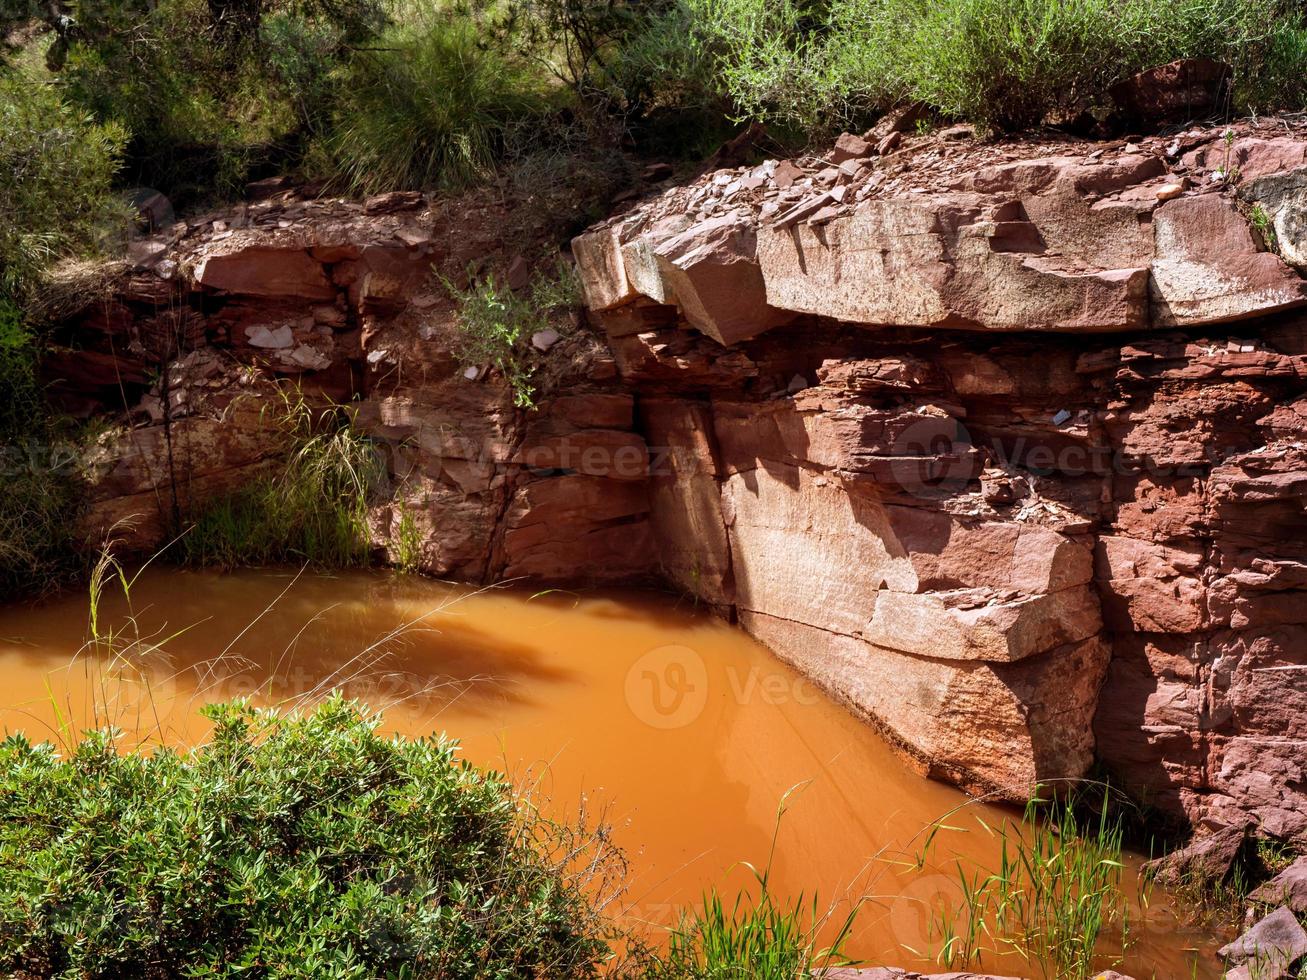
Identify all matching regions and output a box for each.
[0,567,1220,977]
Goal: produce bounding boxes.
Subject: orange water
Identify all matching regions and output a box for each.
[0,568,1221,977]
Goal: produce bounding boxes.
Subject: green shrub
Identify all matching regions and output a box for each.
[0,696,615,978]
[650,0,1307,135]
[44,0,380,201]
[181,393,385,569]
[670,0,844,135]
[867,0,1307,131]
[443,263,579,410]
[0,74,126,304]
[0,303,43,441]
[318,2,550,194]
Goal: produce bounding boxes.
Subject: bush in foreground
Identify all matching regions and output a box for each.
[0,697,615,979]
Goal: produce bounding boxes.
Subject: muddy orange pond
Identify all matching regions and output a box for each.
[0,568,1219,978]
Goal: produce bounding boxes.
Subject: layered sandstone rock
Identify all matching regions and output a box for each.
[575,121,1307,336]
[61,188,656,587]
[57,116,1307,835]
[577,117,1307,825]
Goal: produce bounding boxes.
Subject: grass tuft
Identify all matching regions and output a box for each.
[919,785,1132,979]
[648,790,861,979]
[181,389,385,570]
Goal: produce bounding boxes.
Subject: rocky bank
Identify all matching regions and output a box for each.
[51,116,1307,844]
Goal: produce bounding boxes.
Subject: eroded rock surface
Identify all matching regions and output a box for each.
[54,117,1307,832]
[576,119,1307,335]
[575,117,1307,823]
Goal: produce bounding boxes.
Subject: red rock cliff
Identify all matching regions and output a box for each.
[572,119,1307,836]
[57,119,1307,841]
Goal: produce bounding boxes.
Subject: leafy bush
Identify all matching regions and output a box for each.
[318,3,550,194]
[443,263,579,409]
[858,0,1307,131]
[647,0,1307,134]
[0,74,126,304]
[43,0,381,201]
[0,696,615,978]
[181,392,386,569]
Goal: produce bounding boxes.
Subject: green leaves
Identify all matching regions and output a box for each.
[0,77,127,305]
[443,263,579,410]
[640,0,1307,136]
[0,697,612,978]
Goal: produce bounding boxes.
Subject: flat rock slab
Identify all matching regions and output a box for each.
[1251,858,1307,913]
[1219,906,1307,977]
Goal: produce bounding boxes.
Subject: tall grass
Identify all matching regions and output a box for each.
[650,0,1307,133]
[916,786,1132,979]
[181,390,385,569]
[859,0,1307,130]
[320,2,550,194]
[649,791,861,979]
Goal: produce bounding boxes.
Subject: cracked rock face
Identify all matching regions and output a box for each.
[575,122,1307,337]
[58,118,1307,829]
[576,118,1307,821]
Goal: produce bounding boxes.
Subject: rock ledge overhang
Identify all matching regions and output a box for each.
[574,120,1307,340]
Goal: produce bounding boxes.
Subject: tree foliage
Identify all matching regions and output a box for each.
[0,73,126,302]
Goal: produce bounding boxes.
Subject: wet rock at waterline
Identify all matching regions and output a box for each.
[1143,823,1248,887]
[52,117,1307,831]
[1219,906,1307,979]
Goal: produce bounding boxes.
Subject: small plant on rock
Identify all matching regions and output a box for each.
[1250,202,1279,252]
[444,262,579,410]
